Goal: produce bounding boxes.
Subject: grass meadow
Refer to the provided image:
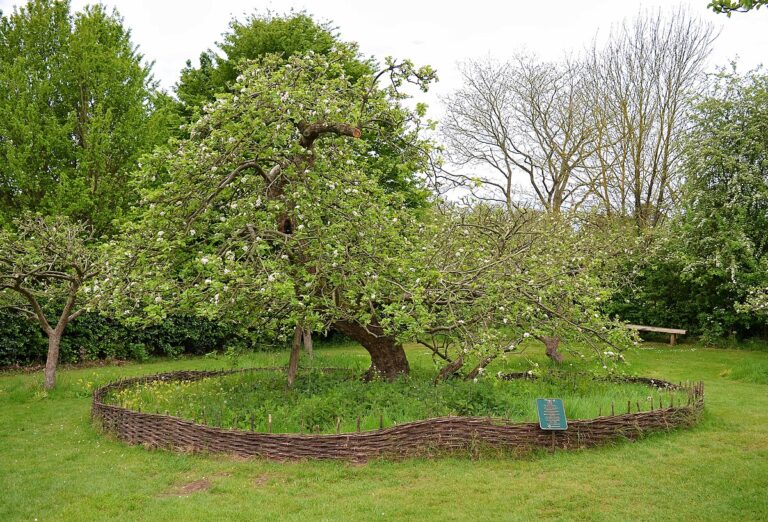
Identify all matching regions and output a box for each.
[1,341,767,521]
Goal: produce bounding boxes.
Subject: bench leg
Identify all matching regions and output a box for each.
[670,334,676,346]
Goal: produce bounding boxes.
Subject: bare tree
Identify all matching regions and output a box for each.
[583,9,716,226]
[439,55,599,213]
[439,58,525,210]
[508,56,600,212]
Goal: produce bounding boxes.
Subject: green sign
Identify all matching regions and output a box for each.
[536,398,567,430]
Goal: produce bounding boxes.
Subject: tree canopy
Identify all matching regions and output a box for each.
[175,11,370,119]
[0,0,174,235]
[0,214,101,388]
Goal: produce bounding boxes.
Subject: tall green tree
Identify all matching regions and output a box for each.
[176,11,368,119]
[677,68,768,337]
[610,68,768,340]
[0,0,175,234]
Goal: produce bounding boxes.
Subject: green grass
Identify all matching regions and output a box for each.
[721,357,768,385]
[106,367,684,434]
[1,342,767,521]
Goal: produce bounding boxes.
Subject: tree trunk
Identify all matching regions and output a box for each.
[302,329,314,358]
[287,326,302,387]
[44,332,62,391]
[333,320,409,380]
[436,355,465,383]
[542,336,564,364]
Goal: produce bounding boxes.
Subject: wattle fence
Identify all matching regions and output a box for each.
[91,368,704,462]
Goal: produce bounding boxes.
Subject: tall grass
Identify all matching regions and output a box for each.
[105,365,687,434]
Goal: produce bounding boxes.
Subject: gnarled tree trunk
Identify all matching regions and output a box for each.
[333,320,409,380]
[542,336,564,364]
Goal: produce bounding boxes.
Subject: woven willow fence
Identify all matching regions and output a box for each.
[91,368,704,462]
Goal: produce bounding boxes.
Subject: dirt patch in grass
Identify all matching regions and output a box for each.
[253,473,275,487]
[160,478,212,497]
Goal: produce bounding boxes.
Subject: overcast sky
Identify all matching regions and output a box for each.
[1,0,766,115]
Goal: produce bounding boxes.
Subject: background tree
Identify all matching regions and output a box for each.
[585,9,715,227]
[675,67,768,338]
[176,11,369,120]
[439,55,597,212]
[0,215,100,389]
[607,68,768,340]
[0,0,175,235]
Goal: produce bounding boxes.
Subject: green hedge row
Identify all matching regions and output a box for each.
[0,310,259,367]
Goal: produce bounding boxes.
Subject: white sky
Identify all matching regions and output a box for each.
[1,0,765,118]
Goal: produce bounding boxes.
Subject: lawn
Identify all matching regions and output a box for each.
[1,342,767,521]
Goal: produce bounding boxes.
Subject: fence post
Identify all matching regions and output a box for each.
[336,417,341,435]
[357,416,361,433]
[268,414,272,434]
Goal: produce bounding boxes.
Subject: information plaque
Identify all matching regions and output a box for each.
[536,398,568,430]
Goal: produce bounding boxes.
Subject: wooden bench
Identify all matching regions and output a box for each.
[625,324,687,345]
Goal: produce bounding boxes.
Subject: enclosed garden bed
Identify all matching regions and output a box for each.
[92,367,704,462]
